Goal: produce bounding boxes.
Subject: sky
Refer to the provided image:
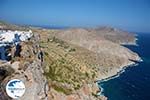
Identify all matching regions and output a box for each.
[0,0,150,32]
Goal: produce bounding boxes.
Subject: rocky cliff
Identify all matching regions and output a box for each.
[0,33,48,100]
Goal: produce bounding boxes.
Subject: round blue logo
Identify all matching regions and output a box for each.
[6,79,25,99]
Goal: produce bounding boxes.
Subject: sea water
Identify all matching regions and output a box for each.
[98,33,150,100]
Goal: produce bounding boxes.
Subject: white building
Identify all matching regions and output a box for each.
[0,30,33,60]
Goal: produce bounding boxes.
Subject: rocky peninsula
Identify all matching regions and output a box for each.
[0,21,141,100]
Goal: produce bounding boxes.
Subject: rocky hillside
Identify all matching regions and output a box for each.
[50,28,140,79]
[0,22,140,100]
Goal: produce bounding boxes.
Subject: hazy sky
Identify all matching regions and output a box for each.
[0,0,150,32]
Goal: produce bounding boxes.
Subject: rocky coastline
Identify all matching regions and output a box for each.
[0,22,141,100]
[96,35,142,98]
[97,60,141,95]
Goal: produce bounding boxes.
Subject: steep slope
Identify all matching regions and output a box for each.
[38,30,105,99]
[46,28,141,80]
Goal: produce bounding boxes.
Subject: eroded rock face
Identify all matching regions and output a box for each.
[18,60,48,100]
[12,35,48,100]
[0,33,49,100]
[0,58,48,100]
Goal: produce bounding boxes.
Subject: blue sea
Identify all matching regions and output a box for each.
[98,33,150,100]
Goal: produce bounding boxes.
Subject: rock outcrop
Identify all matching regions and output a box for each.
[0,33,48,100]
